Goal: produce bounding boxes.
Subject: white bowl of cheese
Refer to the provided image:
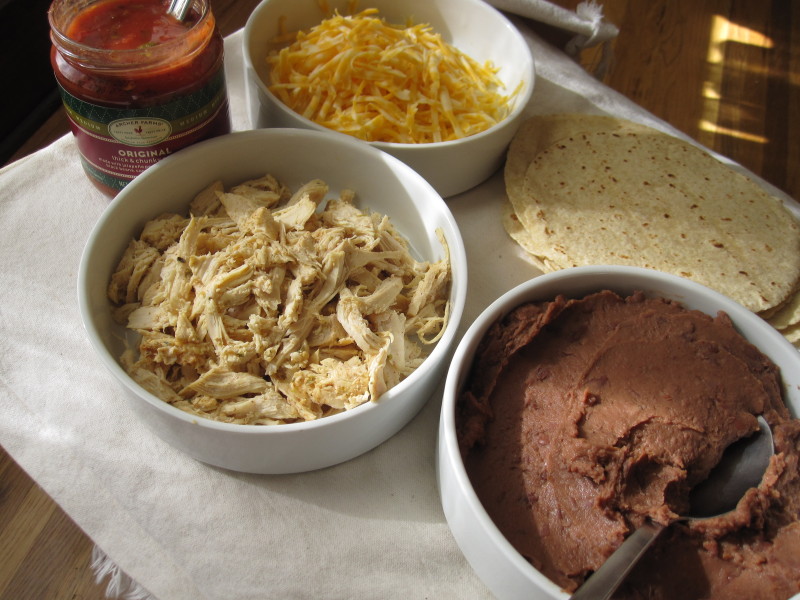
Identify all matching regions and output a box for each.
[243,0,535,198]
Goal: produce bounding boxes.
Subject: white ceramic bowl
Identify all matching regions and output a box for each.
[242,0,535,198]
[436,265,800,600]
[78,128,467,474]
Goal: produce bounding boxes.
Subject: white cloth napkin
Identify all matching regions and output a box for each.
[1,8,796,600]
[488,0,618,46]
[487,0,619,78]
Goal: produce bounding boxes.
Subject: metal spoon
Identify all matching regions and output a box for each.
[571,415,774,600]
[167,0,193,22]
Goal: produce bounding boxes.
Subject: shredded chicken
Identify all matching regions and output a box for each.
[108,175,451,425]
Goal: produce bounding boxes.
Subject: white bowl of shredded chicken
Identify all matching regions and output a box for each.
[243,0,535,198]
[78,128,467,474]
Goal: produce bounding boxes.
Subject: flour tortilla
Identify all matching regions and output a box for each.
[501,201,551,272]
[774,314,800,347]
[505,114,653,210]
[504,115,800,314]
[504,114,654,265]
[767,288,800,330]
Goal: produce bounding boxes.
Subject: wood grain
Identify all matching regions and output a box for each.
[564,0,799,200]
[1,2,797,598]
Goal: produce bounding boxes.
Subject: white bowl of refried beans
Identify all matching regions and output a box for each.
[437,265,800,600]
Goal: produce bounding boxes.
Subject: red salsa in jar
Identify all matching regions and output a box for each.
[49,0,231,196]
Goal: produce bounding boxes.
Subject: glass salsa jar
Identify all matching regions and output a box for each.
[49,0,231,196]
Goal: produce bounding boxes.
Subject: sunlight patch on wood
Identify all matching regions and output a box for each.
[699,119,769,144]
[699,14,774,147]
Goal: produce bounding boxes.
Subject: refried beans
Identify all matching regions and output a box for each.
[457,290,800,599]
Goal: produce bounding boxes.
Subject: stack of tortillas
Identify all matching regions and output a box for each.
[503,113,800,347]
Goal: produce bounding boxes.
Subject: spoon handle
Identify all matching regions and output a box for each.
[571,521,665,600]
[167,0,193,21]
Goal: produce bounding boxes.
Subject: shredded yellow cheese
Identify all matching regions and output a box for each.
[266,9,516,144]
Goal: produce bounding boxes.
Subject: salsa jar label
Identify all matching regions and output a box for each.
[58,68,230,192]
[108,118,172,146]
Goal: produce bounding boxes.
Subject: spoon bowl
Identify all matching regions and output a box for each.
[688,415,775,518]
[571,415,774,600]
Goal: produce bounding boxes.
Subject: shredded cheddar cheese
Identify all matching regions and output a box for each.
[266,9,516,144]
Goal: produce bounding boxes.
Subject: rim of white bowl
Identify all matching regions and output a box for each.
[440,265,800,597]
[77,128,468,436]
[243,0,535,150]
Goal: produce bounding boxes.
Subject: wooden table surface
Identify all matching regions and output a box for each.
[1,1,797,598]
